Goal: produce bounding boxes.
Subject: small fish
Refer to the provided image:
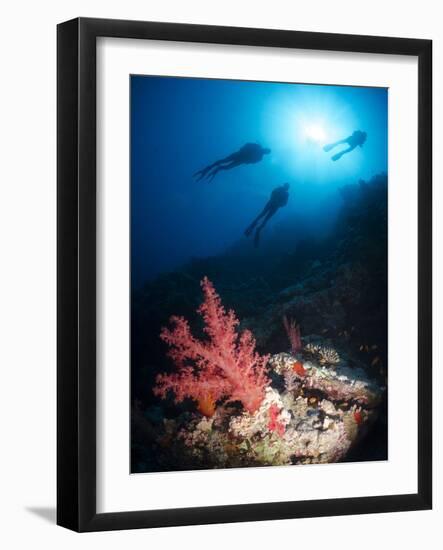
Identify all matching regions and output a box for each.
[371,356,381,367]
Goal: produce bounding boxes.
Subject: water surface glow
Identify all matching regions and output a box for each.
[131,77,387,288]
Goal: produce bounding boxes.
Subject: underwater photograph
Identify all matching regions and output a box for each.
[130,75,388,473]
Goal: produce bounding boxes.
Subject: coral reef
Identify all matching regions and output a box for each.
[304,343,341,365]
[162,345,382,468]
[282,315,302,354]
[131,174,388,472]
[269,352,382,407]
[154,277,270,414]
[149,346,383,470]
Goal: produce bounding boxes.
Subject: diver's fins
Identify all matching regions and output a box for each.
[193,169,205,181]
[323,143,335,152]
[244,223,255,237]
[206,170,218,183]
[331,152,342,161]
[193,165,212,181]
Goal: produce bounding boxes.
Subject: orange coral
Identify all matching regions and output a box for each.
[292,360,306,377]
[197,394,216,417]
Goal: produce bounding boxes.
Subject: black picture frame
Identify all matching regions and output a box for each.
[57,17,432,532]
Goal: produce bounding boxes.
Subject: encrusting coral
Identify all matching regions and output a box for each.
[154,277,270,414]
[154,337,383,469]
[153,278,383,469]
[176,382,363,467]
[270,352,381,407]
[229,387,291,440]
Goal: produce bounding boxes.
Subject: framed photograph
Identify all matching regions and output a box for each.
[57,17,432,531]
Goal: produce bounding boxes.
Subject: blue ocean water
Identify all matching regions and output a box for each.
[131,76,387,289]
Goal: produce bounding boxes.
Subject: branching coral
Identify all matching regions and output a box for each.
[154,277,270,414]
[305,343,341,365]
[282,315,302,354]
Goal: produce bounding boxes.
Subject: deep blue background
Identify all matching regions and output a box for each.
[131,76,387,288]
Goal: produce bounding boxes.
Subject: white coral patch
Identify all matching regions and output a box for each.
[229,387,290,438]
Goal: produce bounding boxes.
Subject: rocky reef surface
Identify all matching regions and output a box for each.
[131,174,388,472]
[133,345,383,470]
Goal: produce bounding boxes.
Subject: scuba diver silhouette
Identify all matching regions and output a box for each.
[194,143,271,182]
[323,130,367,161]
[245,183,290,247]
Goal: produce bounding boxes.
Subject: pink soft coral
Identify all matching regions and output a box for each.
[154,277,270,414]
